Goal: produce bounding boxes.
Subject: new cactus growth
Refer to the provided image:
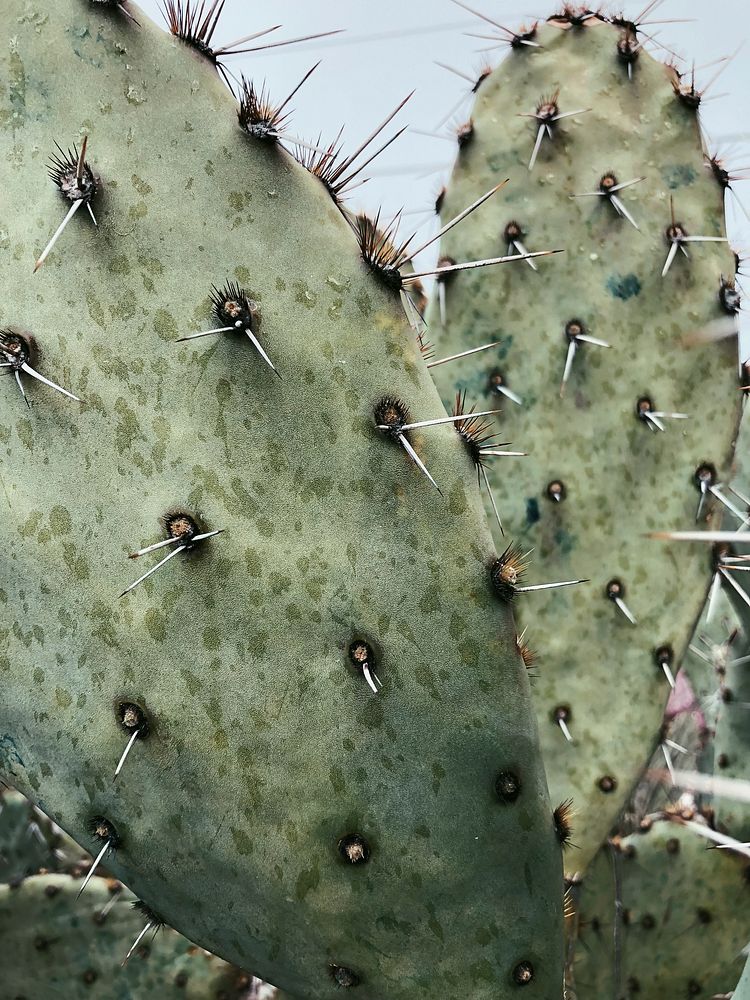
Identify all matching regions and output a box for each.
[428,16,741,867]
[0,1,564,997]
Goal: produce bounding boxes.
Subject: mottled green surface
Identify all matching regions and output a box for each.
[0,788,59,882]
[572,820,749,999]
[0,2,562,997]
[429,22,740,869]
[0,874,250,999]
[734,954,750,1000]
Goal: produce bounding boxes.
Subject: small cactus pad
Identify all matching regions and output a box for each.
[429,20,740,867]
[0,1,562,996]
[0,873,251,999]
[572,817,749,998]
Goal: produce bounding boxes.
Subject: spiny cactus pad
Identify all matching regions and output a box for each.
[428,19,740,867]
[0,2,563,997]
[0,873,252,999]
[570,817,749,999]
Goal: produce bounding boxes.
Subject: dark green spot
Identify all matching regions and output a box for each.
[606,273,641,300]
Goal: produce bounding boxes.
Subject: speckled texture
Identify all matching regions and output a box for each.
[428,21,741,869]
[0,873,251,999]
[571,820,749,999]
[0,2,563,997]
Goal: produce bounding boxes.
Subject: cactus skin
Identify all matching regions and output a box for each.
[428,20,740,867]
[0,873,252,999]
[0,788,63,882]
[571,818,749,999]
[0,2,563,997]
[734,955,750,1000]
[711,411,750,836]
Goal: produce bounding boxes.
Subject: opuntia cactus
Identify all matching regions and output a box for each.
[0,1,564,997]
[0,873,255,999]
[427,15,741,867]
[570,811,750,999]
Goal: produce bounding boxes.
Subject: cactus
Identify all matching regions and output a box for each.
[570,813,750,999]
[427,16,741,866]
[0,873,255,999]
[735,954,750,1000]
[0,786,91,882]
[656,405,750,834]
[0,787,61,882]
[0,1,564,997]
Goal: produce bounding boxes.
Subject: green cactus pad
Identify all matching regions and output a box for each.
[0,2,562,997]
[571,817,749,999]
[734,954,750,1000]
[428,19,740,868]
[0,873,252,999]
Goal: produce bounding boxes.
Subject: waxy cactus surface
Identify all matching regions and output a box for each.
[428,17,741,867]
[0,2,564,997]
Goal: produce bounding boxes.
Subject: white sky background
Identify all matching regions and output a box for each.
[137,0,750,353]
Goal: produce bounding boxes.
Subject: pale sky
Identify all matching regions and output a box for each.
[135,0,749,350]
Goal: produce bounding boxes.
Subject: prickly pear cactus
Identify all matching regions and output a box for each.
[0,874,253,999]
[571,816,750,999]
[735,954,750,1000]
[0,2,563,997]
[0,787,59,882]
[428,18,741,867]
